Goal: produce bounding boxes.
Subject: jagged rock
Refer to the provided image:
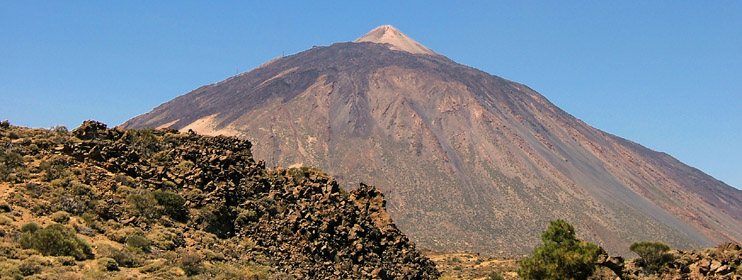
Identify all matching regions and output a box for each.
[719,242,742,251]
[596,248,625,278]
[709,259,723,274]
[714,264,730,275]
[71,120,108,140]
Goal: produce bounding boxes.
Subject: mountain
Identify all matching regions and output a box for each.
[123,26,742,256]
[0,121,439,279]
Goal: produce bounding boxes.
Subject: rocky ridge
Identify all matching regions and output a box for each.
[0,121,439,279]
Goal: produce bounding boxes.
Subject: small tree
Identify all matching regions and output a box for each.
[629,241,671,273]
[518,219,600,280]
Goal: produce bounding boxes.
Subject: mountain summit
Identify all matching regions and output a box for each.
[354,25,436,55]
[123,27,742,256]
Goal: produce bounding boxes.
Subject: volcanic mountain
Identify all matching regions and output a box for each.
[124,25,742,256]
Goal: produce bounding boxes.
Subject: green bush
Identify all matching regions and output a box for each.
[630,241,671,273]
[97,243,142,268]
[51,211,70,223]
[21,222,41,233]
[98,257,119,271]
[152,190,187,221]
[175,160,195,173]
[126,234,152,253]
[1,151,24,169]
[258,197,278,216]
[56,256,76,266]
[19,223,93,260]
[127,193,160,220]
[235,208,258,225]
[147,227,185,251]
[518,219,600,280]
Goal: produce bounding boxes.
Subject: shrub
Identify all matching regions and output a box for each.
[152,190,186,219]
[179,250,203,276]
[1,151,24,169]
[21,222,41,233]
[133,128,158,155]
[51,211,70,223]
[126,235,152,253]
[18,260,42,276]
[518,219,600,280]
[19,223,93,260]
[147,227,185,251]
[98,257,119,271]
[114,174,136,187]
[0,201,11,212]
[52,125,68,134]
[175,160,195,173]
[0,120,9,129]
[127,193,160,220]
[630,241,672,273]
[485,271,505,280]
[203,249,225,261]
[235,208,258,225]
[56,256,76,266]
[97,243,142,268]
[258,197,278,215]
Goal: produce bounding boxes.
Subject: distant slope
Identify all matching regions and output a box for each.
[123,26,742,256]
[0,121,439,279]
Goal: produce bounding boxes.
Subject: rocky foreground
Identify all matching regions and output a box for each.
[611,242,742,280]
[0,121,439,279]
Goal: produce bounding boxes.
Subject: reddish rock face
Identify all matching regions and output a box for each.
[124,26,742,256]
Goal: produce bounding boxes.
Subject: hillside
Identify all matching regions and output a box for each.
[123,26,742,256]
[0,120,439,279]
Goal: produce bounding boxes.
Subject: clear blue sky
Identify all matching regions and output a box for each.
[1,1,740,189]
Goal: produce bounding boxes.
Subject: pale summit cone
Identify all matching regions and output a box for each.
[355,25,437,55]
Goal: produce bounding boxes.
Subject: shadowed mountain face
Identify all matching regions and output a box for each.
[124,26,742,256]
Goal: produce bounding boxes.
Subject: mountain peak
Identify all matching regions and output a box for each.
[354,25,436,55]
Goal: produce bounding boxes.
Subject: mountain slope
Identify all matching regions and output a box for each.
[123,26,742,256]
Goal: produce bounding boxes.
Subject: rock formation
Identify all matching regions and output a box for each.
[0,121,439,279]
